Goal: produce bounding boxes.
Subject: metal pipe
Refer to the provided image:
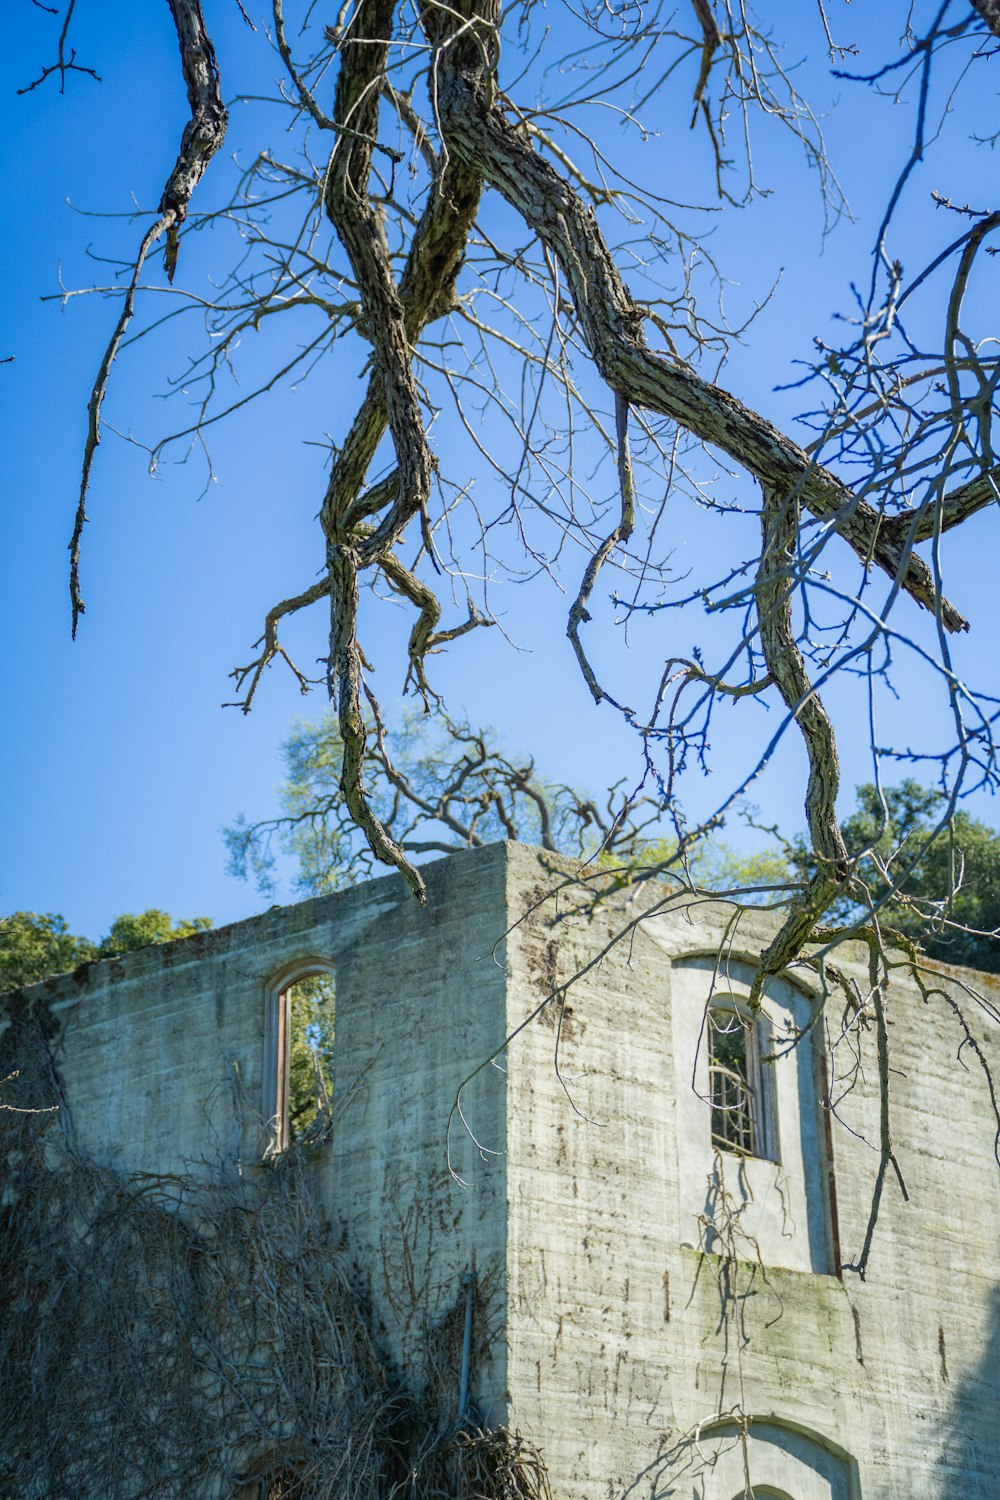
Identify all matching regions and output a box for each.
[458,1269,474,1421]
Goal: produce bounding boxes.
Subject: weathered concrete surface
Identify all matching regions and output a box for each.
[500,843,1000,1499]
[4,840,999,1498]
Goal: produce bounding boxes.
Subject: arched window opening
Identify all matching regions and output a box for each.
[729,1488,796,1500]
[708,1005,779,1164]
[264,962,335,1155]
[285,972,335,1146]
[655,1414,856,1500]
[670,955,835,1275]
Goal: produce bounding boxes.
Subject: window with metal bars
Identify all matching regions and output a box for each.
[707,1005,779,1163]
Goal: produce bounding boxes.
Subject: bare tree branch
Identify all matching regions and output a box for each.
[69,0,227,636]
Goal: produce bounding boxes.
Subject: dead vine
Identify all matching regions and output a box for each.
[0,1007,547,1500]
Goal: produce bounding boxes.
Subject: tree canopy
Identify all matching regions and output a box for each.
[224,708,663,894]
[0,913,98,994]
[791,780,1000,973]
[0,910,212,993]
[230,713,1000,968]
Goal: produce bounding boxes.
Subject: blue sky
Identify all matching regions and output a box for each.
[2,2,997,938]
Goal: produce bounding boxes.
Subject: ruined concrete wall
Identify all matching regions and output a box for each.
[2,846,513,1423]
[499,843,1000,1500]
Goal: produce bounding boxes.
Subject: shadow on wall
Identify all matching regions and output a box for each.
[618,1417,858,1500]
[935,1281,1000,1493]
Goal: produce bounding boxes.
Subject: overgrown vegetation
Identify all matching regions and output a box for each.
[0,1005,549,1500]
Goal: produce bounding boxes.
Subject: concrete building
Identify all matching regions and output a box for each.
[2,841,999,1498]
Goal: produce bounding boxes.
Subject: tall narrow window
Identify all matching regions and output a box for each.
[285,973,335,1145]
[708,1005,779,1163]
[264,964,335,1155]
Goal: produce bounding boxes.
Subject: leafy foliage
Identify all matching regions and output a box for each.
[0,909,213,992]
[98,911,213,958]
[225,710,659,897]
[790,781,1000,973]
[0,913,98,993]
[636,832,794,906]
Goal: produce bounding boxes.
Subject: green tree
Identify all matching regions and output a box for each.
[790,781,1000,973]
[226,709,661,897]
[0,913,97,992]
[97,911,212,959]
[0,909,213,992]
